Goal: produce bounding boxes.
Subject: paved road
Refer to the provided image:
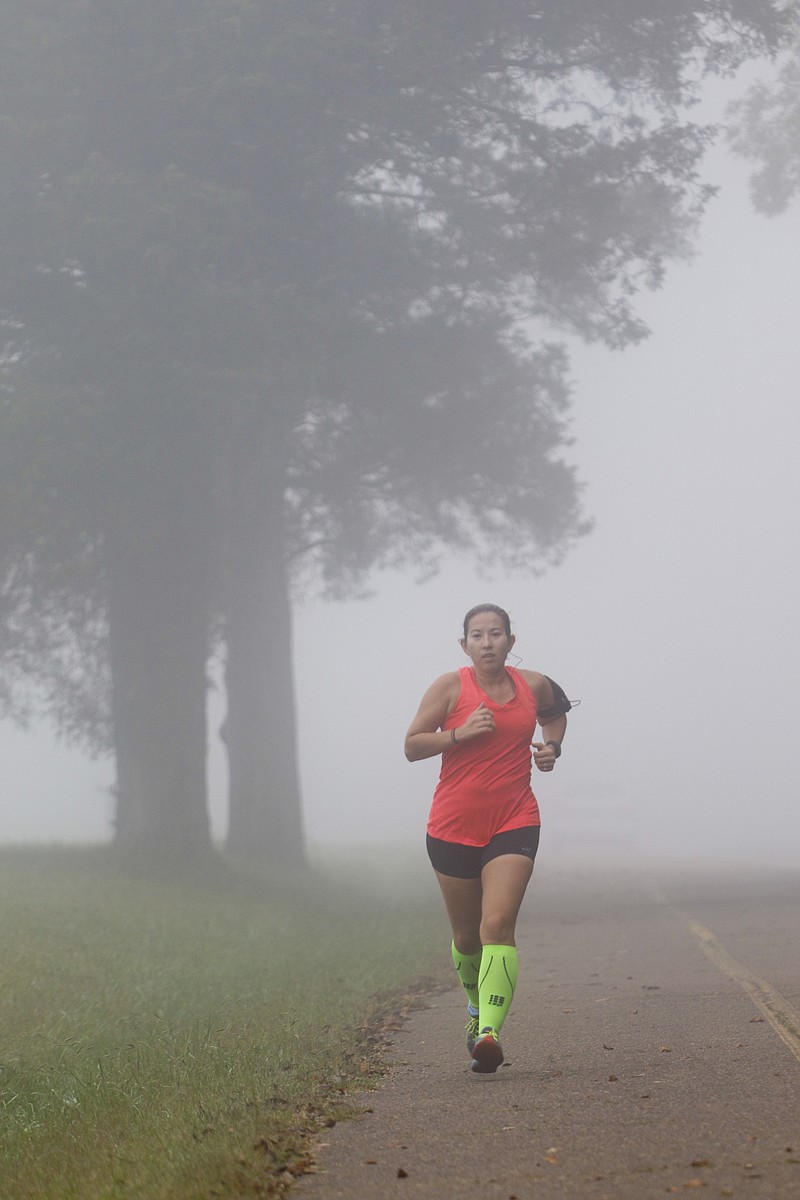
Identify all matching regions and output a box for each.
[295,859,800,1199]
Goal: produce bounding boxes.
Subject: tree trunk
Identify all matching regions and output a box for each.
[224,482,306,866]
[106,509,214,863]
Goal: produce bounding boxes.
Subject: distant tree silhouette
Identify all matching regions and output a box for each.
[0,1,789,862]
[730,31,800,214]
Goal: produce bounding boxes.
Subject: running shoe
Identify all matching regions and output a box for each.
[470,1027,504,1074]
[465,1014,481,1055]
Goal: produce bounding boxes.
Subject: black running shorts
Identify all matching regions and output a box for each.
[426,825,540,880]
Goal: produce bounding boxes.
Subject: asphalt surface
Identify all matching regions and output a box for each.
[295,859,800,1199]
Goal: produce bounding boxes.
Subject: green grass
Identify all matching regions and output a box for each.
[0,846,448,1199]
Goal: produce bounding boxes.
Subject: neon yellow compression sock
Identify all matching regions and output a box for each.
[478,944,518,1038]
[451,942,482,1012]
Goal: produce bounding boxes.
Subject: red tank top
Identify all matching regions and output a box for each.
[427,666,540,846]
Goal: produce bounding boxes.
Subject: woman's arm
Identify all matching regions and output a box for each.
[520,671,569,772]
[405,673,498,761]
[404,673,460,761]
[533,711,567,770]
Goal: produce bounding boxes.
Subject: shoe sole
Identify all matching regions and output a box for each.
[470,1035,504,1074]
[466,1014,480,1056]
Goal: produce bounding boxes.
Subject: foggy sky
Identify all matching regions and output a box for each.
[3,70,799,866]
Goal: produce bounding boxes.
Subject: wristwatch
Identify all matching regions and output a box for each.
[545,739,562,758]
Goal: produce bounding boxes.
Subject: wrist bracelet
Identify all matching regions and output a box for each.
[451,728,458,744]
[545,739,562,758]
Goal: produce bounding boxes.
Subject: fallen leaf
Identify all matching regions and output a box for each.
[603,1044,614,1050]
[750,1016,765,1023]
[682,1180,707,1189]
[690,1160,711,1168]
[660,1045,671,1053]
[397,1167,408,1179]
[608,1074,618,1082]
[287,1159,315,1177]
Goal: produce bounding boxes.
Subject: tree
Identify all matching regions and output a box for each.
[729,27,800,213]
[0,1,790,864]
[213,0,790,862]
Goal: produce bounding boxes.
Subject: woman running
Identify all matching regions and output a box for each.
[404,603,570,1074]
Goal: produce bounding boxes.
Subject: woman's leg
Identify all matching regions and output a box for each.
[427,837,486,1041]
[479,852,534,947]
[433,871,483,1040]
[431,843,536,1069]
[471,853,534,1069]
[433,870,483,955]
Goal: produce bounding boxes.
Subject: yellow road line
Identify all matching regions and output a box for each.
[680,911,800,1065]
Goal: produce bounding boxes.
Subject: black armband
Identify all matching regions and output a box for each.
[538,675,574,721]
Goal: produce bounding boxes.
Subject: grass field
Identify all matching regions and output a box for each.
[0,846,448,1199]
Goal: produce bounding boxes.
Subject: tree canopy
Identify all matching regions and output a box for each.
[729,26,800,214]
[0,0,790,860]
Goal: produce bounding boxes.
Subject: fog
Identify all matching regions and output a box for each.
[2,69,799,868]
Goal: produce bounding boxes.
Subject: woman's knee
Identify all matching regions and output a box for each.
[480,912,515,945]
[452,928,482,956]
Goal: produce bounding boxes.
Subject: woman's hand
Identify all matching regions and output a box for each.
[532,741,559,772]
[455,702,496,744]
